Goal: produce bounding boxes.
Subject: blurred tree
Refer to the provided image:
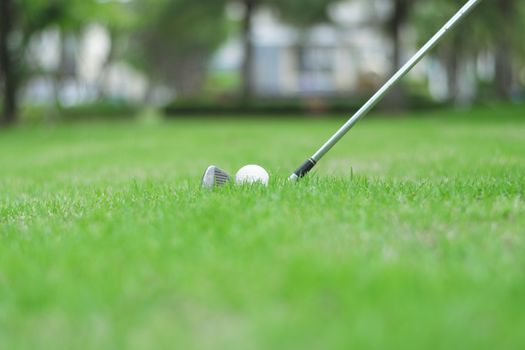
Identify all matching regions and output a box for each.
[414,0,486,102]
[239,0,257,103]
[386,0,412,74]
[269,0,338,27]
[414,0,524,102]
[492,0,522,99]
[130,0,228,100]
[381,0,415,109]
[0,0,67,124]
[92,1,136,99]
[51,0,106,108]
[0,0,104,124]
[236,0,340,102]
[0,0,16,124]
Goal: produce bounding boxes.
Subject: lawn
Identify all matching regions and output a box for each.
[1,105,524,349]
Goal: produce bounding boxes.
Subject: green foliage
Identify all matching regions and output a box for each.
[412,0,525,99]
[15,0,102,37]
[1,106,525,348]
[268,0,340,27]
[2,0,115,112]
[93,0,137,32]
[417,0,524,63]
[413,0,491,55]
[129,0,229,96]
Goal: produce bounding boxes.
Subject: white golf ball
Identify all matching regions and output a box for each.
[235,165,270,186]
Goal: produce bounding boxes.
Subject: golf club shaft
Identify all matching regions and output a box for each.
[289,0,483,181]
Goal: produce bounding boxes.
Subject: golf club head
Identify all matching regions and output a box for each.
[201,165,231,189]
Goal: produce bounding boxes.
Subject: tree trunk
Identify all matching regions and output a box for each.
[495,42,513,100]
[388,0,409,74]
[0,0,17,125]
[241,0,257,104]
[384,0,409,110]
[444,39,460,104]
[494,0,514,100]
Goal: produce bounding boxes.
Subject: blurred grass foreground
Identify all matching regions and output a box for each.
[1,105,525,349]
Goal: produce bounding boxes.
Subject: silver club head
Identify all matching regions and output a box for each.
[201,165,231,188]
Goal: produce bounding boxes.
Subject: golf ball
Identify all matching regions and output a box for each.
[235,165,269,186]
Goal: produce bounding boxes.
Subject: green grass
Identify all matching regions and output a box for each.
[1,105,524,349]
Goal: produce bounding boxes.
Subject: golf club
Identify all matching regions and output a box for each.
[202,165,232,188]
[289,0,483,181]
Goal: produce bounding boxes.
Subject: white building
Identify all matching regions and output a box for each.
[214,0,407,97]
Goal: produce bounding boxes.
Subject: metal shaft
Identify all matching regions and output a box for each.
[289,0,483,181]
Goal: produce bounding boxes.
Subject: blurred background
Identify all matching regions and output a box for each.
[0,0,524,124]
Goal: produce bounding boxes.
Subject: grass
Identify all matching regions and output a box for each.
[1,104,524,349]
